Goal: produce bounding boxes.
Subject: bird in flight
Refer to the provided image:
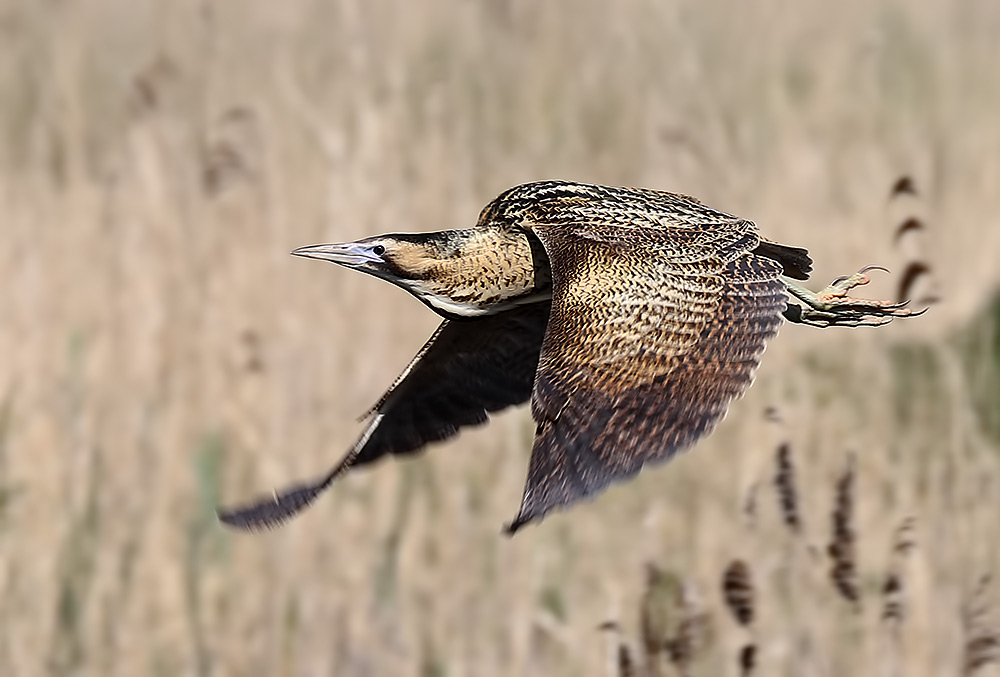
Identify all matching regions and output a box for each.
[218,181,921,534]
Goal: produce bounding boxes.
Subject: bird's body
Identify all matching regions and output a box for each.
[218,181,919,533]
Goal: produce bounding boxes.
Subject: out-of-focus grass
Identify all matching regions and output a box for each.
[184,432,228,677]
[0,391,18,526]
[958,292,1000,448]
[0,0,999,675]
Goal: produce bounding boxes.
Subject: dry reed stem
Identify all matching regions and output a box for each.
[774,441,801,535]
[962,575,1000,676]
[2,1,999,675]
[640,563,677,677]
[739,643,756,677]
[617,643,637,677]
[889,175,940,307]
[828,454,860,607]
[889,176,918,200]
[666,580,712,677]
[881,517,916,627]
[893,216,925,244]
[741,481,759,530]
[721,559,755,628]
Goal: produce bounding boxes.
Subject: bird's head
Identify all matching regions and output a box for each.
[292,228,544,318]
[292,234,443,284]
[292,231,504,317]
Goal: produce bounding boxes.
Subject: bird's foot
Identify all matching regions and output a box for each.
[783,265,926,328]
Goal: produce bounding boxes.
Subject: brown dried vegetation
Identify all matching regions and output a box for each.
[962,576,1000,676]
[721,559,755,627]
[2,1,999,675]
[828,455,860,606]
[774,441,802,535]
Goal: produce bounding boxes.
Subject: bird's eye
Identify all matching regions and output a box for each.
[372,245,386,256]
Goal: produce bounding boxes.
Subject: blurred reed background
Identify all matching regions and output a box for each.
[1,0,999,675]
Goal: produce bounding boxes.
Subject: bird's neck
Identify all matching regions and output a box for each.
[399,227,551,318]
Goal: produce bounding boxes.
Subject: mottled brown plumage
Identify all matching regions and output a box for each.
[217,181,920,533]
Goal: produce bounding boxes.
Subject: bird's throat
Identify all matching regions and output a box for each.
[390,227,551,318]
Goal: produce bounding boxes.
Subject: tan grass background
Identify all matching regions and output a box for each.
[1,0,999,675]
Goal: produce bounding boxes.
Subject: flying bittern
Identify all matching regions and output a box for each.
[218,181,921,534]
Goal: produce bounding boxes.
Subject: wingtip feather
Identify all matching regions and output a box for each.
[217,478,330,531]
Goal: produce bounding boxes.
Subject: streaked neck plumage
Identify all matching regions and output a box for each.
[293,226,551,319]
[392,227,551,318]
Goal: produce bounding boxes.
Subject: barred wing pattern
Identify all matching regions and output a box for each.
[507,220,787,531]
[219,180,813,533]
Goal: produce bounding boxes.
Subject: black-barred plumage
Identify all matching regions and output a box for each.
[217,181,922,533]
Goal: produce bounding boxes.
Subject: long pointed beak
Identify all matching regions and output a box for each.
[291,242,383,266]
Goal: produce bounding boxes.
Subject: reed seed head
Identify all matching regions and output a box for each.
[828,455,860,606]
[722,559,755,627]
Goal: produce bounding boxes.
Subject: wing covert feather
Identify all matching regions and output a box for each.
[507,222,786,531]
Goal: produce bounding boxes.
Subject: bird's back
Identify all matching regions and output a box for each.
[478,180,811,285]
[479,181,740,232]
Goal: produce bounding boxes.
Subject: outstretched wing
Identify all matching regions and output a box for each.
[506,220,787,532]
[219,302,550,530]
[354,302,550,464]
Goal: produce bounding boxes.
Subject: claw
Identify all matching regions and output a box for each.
[821,265,894,301]
[783,263,928,329]
[842,298,910,311]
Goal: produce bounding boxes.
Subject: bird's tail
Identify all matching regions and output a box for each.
[754,241,812,280]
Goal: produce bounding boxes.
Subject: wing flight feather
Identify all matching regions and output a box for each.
[507,220,786,532]
[219,303,549,530]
